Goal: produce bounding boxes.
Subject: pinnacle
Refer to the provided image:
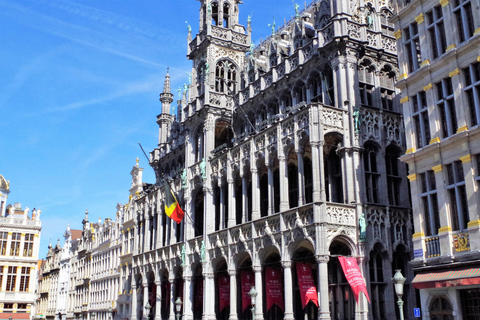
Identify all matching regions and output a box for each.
[163,68,171,94]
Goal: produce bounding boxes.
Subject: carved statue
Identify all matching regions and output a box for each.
[177,87,182,97]
[294,2,300,19]
[366,11,374,29]
[249,41,255,55]
[359,212,367,241]
[207,3,212,16]
[353,106,360,132]
[204,63,209,77]
[200,158,206,179]
[200,240,206,262]
[268,17,276,36]
[181,168,187,189]
[186,72,192,84]
[181,244,186,266]
[183,83,188,94]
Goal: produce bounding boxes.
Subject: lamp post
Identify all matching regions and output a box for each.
[248,287,257,320]
[392,269,407,320]
[107,307,112,320]
[175,297,183,320]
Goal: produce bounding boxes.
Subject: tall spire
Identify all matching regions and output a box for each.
[160,68,174,115]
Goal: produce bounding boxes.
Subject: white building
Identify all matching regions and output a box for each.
[0,174,42,320]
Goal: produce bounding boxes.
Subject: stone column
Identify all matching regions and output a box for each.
[131,283,138,320]
[156,199,163,249]
[278,155,289,211]
[139,221,144,253]
[242,173,247,223]
[169,275,175,320]
[297,148,305,206]
[145,216,151,251]
[227,178,235,227]
[143,281,149,320]
[204,273,215,319]
[282,261,294,320]
[251,167,260,220]
[253,266,264,320]
[219,179,225,229]
[183,275,193,320]
[229,270,238,320]
[267,164,274,215]
[155,281,161,320]
[316,255,330,320]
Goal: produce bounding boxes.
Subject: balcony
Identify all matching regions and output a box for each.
[425,236,440,258]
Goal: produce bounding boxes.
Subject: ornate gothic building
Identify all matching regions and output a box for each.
[122,0,413,320]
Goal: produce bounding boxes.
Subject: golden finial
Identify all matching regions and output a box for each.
[136,157,139,165]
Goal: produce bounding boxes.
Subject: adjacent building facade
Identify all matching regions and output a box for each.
[0,174,42,319]
[393,0,480,318]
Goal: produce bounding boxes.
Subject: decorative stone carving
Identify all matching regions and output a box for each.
[362,109,381,142]
[322,108,344,131]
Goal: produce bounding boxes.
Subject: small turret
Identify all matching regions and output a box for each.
[157,69,175,146]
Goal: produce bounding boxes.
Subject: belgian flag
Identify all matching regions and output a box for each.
[165,182,185,224]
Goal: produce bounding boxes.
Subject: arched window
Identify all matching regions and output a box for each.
[364,143,380,203]
[215,60,237,94]
[293,82,307,105]
[369,244,386,320]
[429,296,453,320]
[223,3,230,28]
[194,128,204,163]
[385,145,402,206]
[324,66,335,106]
[309,73,323,103]
[358,60,374,107]
[211,2,219,26]
[379,65,396,111]
[194,191,204,237]
[328,241,354,320]
[324,133,343,203]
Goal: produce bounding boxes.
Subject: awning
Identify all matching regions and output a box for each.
[0,313,31,320]
[412,268,480,289]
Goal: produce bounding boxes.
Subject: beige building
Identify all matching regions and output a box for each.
[394,0,480,318]
[0,174,42,319]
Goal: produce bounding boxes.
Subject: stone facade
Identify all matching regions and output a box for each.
[130,1,413,320]
[394,0,480,318]
[0,174,42,319]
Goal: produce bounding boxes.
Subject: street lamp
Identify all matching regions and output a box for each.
[392,269,407,320]
[248,287,257,320]
[107,307,112,320]
[175,297,183,320]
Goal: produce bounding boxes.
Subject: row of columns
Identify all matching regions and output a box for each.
[130,255,332,320]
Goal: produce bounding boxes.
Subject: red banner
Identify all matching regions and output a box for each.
[218,274,230,311]
[240,270,255,311]
[296,262,319,308]
[265,267,284,311]
[338,256,370,303]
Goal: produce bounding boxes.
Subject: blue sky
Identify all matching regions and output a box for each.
[0,0,303,259]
